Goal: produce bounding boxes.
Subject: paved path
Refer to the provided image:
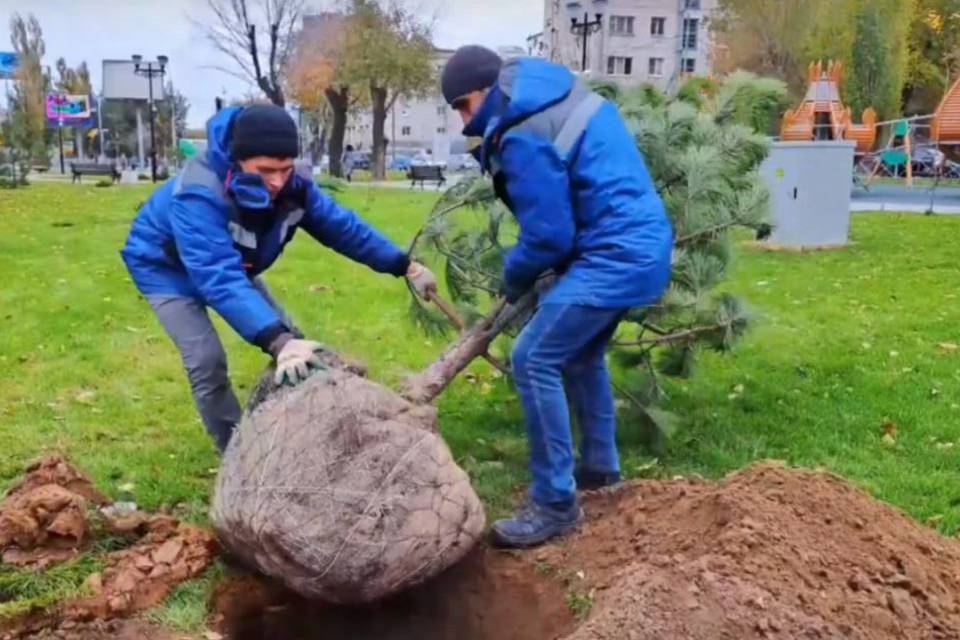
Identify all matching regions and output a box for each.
[851,184,960,214]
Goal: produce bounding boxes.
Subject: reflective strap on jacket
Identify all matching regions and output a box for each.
[489,83,606,179]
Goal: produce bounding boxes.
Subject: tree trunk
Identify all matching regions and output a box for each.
[370,85,388,181]
[401,294,535,404]
[325,86,349,178]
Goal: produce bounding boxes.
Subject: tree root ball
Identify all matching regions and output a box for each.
[211,356,486,604]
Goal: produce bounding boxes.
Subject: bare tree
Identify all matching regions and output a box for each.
[201,0,304,106]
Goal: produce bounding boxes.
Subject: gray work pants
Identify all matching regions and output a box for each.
[147,277,296,452]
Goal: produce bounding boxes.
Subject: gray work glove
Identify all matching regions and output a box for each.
[273,338,328,387]
[406,261,438,300]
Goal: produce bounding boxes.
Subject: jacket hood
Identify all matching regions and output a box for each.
[205,106,243,177]
[498,58,574,129]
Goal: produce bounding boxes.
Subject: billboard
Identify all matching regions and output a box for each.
[102,59,165,101]
[0,51,18,79]
[46,93,92,121]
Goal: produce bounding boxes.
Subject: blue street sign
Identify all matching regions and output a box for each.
[0,52,19,79]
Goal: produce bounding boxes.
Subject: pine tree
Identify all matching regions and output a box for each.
[407,73,786,445]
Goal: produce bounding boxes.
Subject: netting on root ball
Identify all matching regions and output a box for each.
[211,352,486,604]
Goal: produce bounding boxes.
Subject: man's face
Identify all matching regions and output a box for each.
[452,90,488,127]
[238,156,295,199]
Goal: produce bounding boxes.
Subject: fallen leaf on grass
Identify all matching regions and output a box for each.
[938,342,958,353]
[881,421,897,447]
[74,390,96,405]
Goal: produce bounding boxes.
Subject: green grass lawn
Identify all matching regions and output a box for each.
[1,182,960,630]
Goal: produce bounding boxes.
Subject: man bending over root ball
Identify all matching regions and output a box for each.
[121,104,437,452]
[441,46,674,548]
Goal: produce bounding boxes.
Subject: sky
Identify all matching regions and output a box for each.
[0,0,543,128]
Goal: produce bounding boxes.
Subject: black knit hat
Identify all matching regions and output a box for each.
[441,45,503,106]
[230,104,299,160]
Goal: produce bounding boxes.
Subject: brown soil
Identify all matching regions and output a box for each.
[0,456,110,569]
[0,456,218,640]
[13,619,180,640]
[213,462,960,640]
[555,462,960,640]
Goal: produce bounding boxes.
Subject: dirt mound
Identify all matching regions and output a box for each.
[550,462,960,640]
[0,457,218,640]
[0,456,110,569]
[214,462,960,640]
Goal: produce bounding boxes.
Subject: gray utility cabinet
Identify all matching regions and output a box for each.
[759,141,856,247]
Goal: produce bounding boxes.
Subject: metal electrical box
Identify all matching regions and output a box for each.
[759,141,856,247]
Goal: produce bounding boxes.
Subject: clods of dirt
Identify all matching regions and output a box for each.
[66,517,218,620]
[213,462,960,640]
[0,456,110,569]
[0,456,218,640]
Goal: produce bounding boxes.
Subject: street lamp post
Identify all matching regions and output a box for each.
[567,1,606,73]
[132,54,167,183]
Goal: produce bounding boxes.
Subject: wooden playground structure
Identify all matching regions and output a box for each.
[780,61,877,152]
[779,60,960,187]
[932,76,960,146]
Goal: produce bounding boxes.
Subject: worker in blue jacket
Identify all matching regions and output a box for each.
[441,47,674,547]
[121,104,437,452]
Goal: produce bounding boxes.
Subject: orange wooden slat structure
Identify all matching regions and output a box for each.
[931,77,960,144]
[780,61,877,152]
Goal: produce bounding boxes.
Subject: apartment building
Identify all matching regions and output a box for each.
[539,0,718,90]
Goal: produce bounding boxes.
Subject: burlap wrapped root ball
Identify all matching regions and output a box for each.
[211,355,486,604]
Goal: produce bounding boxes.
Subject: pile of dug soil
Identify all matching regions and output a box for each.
[0,456,218,640]
[551,462,960,639]
[0,456,110,568]
[215,462,960,640]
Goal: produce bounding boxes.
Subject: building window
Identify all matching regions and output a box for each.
[650,17,666,36]
[648,57,664,77]
[436,105,446,116]
[401,126,411,136]
[683,58,696,74]
[685,0,701,9]
[437,127,446,134]
[607,56,633,75]
[609,15,635,36]
[682,18,699,49]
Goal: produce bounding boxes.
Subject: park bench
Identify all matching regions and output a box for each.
[70,162,120,184]
[408,165,446,189]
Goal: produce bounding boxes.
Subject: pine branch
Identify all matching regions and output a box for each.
[615,322,730,347]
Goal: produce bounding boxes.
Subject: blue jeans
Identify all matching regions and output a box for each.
[512,303,626,507]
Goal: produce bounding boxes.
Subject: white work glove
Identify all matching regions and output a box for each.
[273,339,328,387]
[407,261,438,300]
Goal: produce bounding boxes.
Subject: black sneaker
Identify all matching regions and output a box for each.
[574,467,622,491]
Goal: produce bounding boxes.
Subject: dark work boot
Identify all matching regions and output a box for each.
[574,467,622,491]
[491,500,583,548]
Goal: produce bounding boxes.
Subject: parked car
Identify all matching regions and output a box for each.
[352,151,372,171]
[911,146,946,177]
[389,155,412,171]
[449,153,480,172]
[411,152,447,170]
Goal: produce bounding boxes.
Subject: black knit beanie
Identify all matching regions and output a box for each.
[230,104,299,160]
[441,45,503,106]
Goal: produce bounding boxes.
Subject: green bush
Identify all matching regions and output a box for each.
[95,179,114,188]
[137,174,150,181]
